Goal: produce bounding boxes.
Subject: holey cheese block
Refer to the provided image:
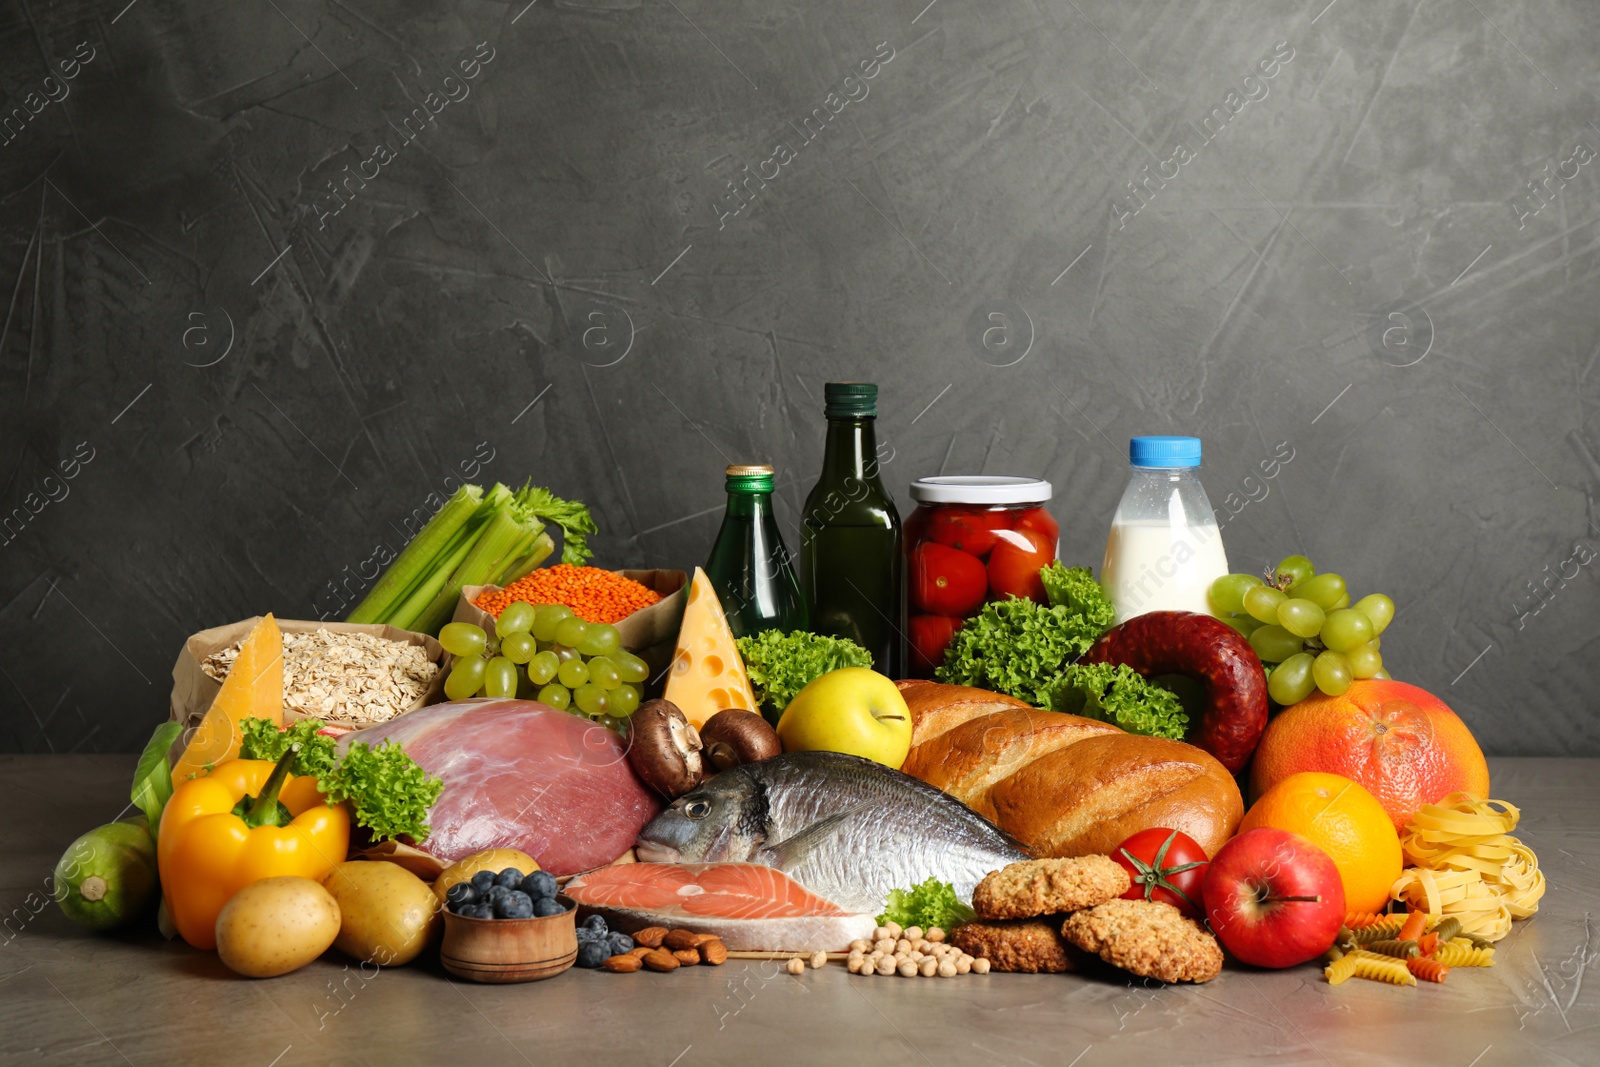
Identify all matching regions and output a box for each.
[663,568,758,727]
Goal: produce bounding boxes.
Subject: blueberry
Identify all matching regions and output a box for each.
[495,868,525,890]
[575,940,609,969]
[582,914,608,938]
[607,933,634,956]
[521,870,559,901]
[486,884,511,902]
[470,870,496,894]
[445,882,477,909]
[533,896,566,918]
[466,904,494,919]
[496,890,534,919]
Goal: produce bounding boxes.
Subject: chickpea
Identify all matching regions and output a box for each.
[955,956,971,974]
[877,956,897,976]
[904,926,923,942]
[919,957,938,977]
[787,957,806,975]
[873,927,893,942]
[847,957,863,974]
[972,958,990,975]
[907,951,923,963]
[884,921,903,940]
[896,939,913,955]
[927,927,945,942]
[874,938,895,954]
[897,960,919,978]
[850,939,872,953]
[938,960,958,978]
[810,951,827,969]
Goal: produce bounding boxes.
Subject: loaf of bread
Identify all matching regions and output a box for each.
[896,679,1243,858]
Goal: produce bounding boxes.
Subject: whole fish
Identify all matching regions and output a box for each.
[634,751,1030,913]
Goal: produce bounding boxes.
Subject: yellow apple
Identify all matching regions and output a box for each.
[775,667,912,769]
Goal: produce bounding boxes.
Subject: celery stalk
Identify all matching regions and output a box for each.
[383,522,484,631]
[346,484,484,624]
[494,531,556,587]
[488,525,544,585]
[410,506,531,636]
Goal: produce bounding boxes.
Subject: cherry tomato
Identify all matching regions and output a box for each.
[985,525,1054,603]
[1111,827,1209,918]
[927,507,1012,557]
[910,542,988,616]
[908,614,963,678]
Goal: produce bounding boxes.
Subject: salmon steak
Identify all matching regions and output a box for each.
[564,863,877,951]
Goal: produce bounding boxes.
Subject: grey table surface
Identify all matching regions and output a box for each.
[2,755,1595,1067]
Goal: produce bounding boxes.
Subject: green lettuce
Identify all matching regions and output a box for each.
[934,597,1106,707]
[877,878,975,930]
[1038,562,1116,627]
[1050,661,1188,740]
[238,717,441,842]
[735,630,873,713]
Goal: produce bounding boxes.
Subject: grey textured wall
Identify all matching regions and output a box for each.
[2,0,1598,756]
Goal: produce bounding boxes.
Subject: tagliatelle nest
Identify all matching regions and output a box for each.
[1389,792,1545,942]
[202,628,439,724]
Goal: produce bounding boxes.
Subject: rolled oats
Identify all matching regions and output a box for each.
[201,628,439,724]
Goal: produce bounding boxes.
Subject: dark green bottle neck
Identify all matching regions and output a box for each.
[820,417,882,485]
[722,491,774,519]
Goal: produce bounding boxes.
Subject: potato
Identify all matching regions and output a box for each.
[431,849,539,904]
[216,876,341,978]
[322,861,442,967]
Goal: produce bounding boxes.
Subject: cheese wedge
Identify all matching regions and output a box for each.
[664,568,758,727]
[172,614,284,782]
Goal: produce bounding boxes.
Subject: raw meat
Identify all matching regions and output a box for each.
[564,863,877,950]
[340,698,658,875]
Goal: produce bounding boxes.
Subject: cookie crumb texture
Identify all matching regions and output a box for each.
[972,855,1132,919]
[1060,899,1223,983]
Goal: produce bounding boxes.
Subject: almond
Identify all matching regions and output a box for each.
[672,948,701,966]
[691,933,722,947]
[628,947,653,959]
[662,929,701,952]
[700,939,729,965]
[634,927,669,949]
[603,954,643,973]
[642,948,680,972]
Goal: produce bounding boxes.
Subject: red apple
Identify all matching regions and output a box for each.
[1202,827,1345,968]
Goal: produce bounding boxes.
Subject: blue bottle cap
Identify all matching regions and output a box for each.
[1129,436,1202,467]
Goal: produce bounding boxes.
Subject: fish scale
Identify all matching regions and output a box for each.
[635,751,1029,913]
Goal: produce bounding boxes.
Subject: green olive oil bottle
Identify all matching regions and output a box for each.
[704,464,808,638]
[799,383,904,677]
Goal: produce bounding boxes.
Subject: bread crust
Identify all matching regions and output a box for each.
[897,680,1031,748]
[972,856,1131,919]
[987,733,1242,859]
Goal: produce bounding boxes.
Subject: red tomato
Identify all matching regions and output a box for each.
[910,542,987,616]
[908,613,963,678]
[1111,827,1209,918]
[1014,506,1059,547]
[985,525,1054,603]
[927,507,1012,557]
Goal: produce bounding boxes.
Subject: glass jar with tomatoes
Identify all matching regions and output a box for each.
[904,476,1058,677]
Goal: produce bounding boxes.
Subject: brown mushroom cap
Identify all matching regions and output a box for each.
[698,709,781,772]
[627,699,705,799]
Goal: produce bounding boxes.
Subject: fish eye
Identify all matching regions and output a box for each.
[684,799,711,820]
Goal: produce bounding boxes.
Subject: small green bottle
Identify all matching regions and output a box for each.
[800,383,904,677]
[704,464,808,638]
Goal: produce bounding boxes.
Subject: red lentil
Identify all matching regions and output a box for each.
[475,565,661,624]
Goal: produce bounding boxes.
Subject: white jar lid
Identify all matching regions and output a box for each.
[909,476,1052,505]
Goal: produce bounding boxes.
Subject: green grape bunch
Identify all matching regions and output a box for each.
[1207,555,1395,706]
[437,604,650,734]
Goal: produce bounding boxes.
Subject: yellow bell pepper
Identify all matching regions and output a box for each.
[158,749,350,949]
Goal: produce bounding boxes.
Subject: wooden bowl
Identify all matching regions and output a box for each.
[439,895,578,983]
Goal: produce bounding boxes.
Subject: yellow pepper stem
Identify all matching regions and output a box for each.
[231,747,298,828]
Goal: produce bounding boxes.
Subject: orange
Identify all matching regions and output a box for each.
[1239,771,1403,915]
[1250,679,1490,832]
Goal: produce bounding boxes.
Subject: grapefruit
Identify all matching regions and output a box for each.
[1238,772,1402,916]
[1251,679,1489,832]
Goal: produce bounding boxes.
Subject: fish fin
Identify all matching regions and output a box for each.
[758,805,867,870]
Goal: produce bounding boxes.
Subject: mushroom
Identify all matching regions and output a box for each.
[627,699,705,799]
[698,709,781,772]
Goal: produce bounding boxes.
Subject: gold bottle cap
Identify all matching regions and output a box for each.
[725,464,775,476]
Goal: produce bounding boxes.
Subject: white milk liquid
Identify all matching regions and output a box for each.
[1101,518,1230,623]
